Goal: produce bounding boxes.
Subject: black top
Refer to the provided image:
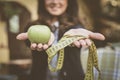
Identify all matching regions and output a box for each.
[25,23,85,80]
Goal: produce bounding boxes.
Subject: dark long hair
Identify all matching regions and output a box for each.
[37,0,81,37]
[38,0,81,24]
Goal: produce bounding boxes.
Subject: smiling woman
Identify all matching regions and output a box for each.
[16,0,105,80]
[45,0,68,16]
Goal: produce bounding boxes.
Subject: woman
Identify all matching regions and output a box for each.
[16,0,105,80]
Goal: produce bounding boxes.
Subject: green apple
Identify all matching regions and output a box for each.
[27,25,51,44]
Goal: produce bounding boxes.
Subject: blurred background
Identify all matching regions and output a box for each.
[0,0,120,80]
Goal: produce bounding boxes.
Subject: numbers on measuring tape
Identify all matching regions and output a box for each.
[46,35,101,80]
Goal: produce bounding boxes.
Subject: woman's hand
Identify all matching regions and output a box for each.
[64,28,105,48]
[16,32,55,51]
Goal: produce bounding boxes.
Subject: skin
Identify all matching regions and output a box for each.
[16,0,105,51]
[45,0,68,16]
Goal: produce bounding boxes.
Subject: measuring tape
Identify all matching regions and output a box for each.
[46,35,101,80]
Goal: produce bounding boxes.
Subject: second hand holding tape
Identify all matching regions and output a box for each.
[46,35,101,80]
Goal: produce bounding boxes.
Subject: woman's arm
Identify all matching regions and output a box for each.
[16,27,105,50]
[16,32,55,51]
[64,26,105,48]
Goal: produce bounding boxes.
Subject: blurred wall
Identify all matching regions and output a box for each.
[0,20,9,63]
[0,0,39,61]
[4,0,38,21]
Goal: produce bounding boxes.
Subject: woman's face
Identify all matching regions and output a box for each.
[45,0,68,16]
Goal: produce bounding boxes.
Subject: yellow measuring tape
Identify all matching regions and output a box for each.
[46,35,101,80]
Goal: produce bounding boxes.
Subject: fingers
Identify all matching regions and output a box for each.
[30,43,49,51]
[73,41,80,48]
[37,43,43,51]
[37,44,49,51]
[43,44,49,50]
[30,43,37,50]
[72,38,92,48]
[84,39,92,46]
[79,40,87,46]
[89,32,105,41]
[16,32,28,40]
